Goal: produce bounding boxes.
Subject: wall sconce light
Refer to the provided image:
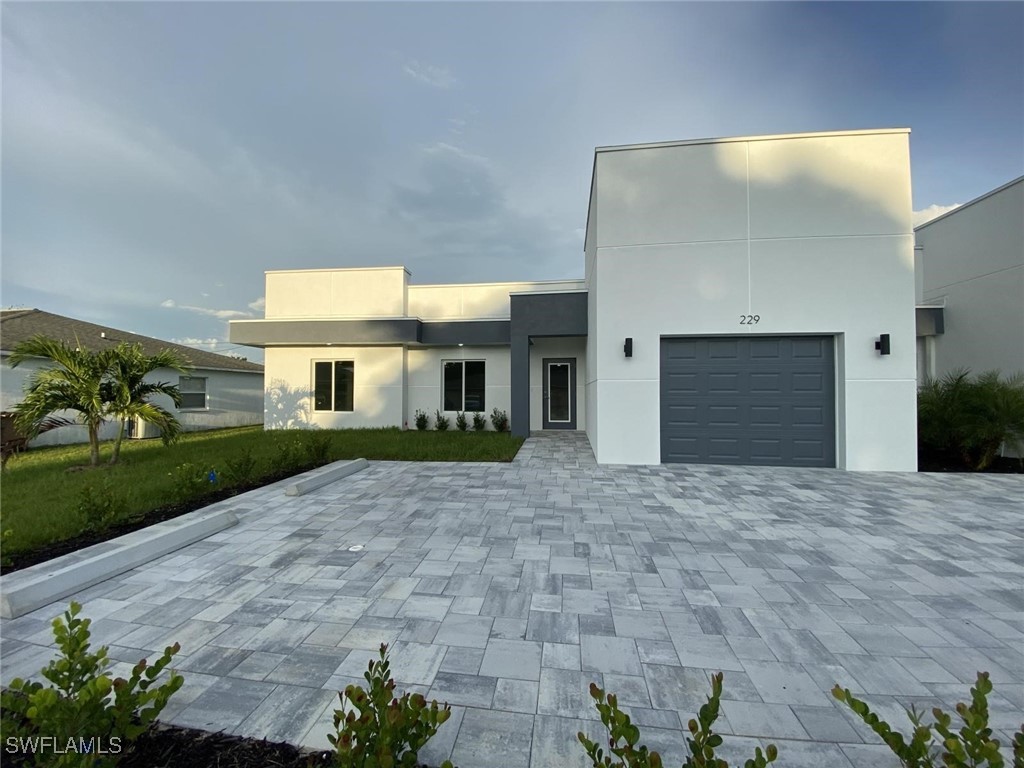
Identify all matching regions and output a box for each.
[875,334,891,356]
[624,338,633,358]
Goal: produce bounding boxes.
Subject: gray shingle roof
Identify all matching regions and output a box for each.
[0,309,263,373]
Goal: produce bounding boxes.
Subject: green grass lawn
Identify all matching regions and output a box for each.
[0,426,523,557]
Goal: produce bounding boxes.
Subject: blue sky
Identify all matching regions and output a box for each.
[2,2,1021,362]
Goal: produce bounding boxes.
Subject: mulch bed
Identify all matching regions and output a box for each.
[918,452,1022,474]
[0,465,318,576]
[120,725,334,768]
[0,722,451,767]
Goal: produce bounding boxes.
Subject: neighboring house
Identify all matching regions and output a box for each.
[914,176,1023,385]
[1,308,264,446]
[231,128,918,471]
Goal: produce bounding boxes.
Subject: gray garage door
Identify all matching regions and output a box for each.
[660,336,835,467]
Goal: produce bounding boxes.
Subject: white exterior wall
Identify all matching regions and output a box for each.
[915,178,1024,379]
[1,358,262,446]
[407,346,511,429]
[587,130,917,470]
[529,337,587,431]
[263,346,405,429]
[265,267,410,318]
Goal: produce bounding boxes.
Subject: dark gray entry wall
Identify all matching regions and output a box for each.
[660,336,836,467]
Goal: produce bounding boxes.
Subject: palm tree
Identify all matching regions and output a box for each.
[9,335,113,467]
[105,342,192,465]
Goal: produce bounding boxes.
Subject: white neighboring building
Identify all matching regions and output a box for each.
[232,128,918,471]
[1,309,264,446]
[914,177,1024,384]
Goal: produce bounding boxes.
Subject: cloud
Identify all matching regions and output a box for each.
[161,300,252,320]
[247,297,266,313]
[913,203,961,227]
[403,59,456,89]
[171,337,223,350]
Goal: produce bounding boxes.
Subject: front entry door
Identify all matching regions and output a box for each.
[542,358,576,429]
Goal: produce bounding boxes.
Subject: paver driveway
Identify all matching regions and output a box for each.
[2,434,1022,767]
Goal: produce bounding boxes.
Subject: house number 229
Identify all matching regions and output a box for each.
[739,314,760,325]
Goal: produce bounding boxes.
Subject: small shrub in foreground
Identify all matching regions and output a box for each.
[455,411,468,432]
[833,671,1023,767]
[304,430,334,466]
[490,407,509,432]
[223,447,260,485]
[472,412,487,431]
[169,462,214,503]
[434,410,450,432]
[0,601,183,768]
[579,673,777,768]
[414,410,429,431]
[329,644,454,768]
[77,478,129,533]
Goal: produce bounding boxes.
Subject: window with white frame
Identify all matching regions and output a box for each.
[443,360,485,411]
[179,376,207,410]
[313,361,354,412]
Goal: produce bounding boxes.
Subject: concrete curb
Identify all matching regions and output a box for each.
[0,508,238,619]
[284,458,369,497]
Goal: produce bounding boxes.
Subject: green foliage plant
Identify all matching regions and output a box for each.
[8,336,114,468]
[918,369,1024,470]
[304,430,334,466]
[579,673,777,768]
[328,644,454,768]
[832,671,1022,767]
[1,528,13,567]
[455,412,468,432]
[103,342,190,465]
[77,479,129,533]
[414,410,429,431]
[273,437,304,473]
[169,462,212,503]
[0,601,183,768]
[471,412,487,431]
[223,446,260,485]
[434,410,450,432]
[489,408,509,433]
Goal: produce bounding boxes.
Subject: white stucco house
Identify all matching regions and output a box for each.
[914,176,1023,385]
[1,308,265,446]
[231,128,919,471]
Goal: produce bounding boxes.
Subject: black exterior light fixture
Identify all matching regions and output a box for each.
[875,334,891,356]
[624,337,633,358]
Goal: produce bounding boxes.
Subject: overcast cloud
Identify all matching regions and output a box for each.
[2,2,1021,362]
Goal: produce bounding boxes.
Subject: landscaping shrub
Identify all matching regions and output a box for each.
[329,644,454,768]
[833,672,1023,768]
[489,408,509,433]
[580,673,777,768]
[918,369,1024,470]
[472,412,487,431]
[272,437,305,473]
[455,412,468,432]
[1,602,183,768]
[304,430,334,466]
[434,410,450,432]
[414,410,429,431]
[222,447,260,485]
[169,462,214,503]
[77,478,129,533]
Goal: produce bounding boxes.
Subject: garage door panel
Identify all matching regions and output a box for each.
[661,336,835,467]
[792,372,825,392]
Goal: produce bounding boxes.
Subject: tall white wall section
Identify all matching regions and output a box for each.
[587,130,917,470]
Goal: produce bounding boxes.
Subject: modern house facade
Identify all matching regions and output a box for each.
[232,128,919,471]
[1,309,265,446]
[914,176,1023,384]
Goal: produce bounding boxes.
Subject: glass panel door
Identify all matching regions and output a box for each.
[547,363,571,422]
